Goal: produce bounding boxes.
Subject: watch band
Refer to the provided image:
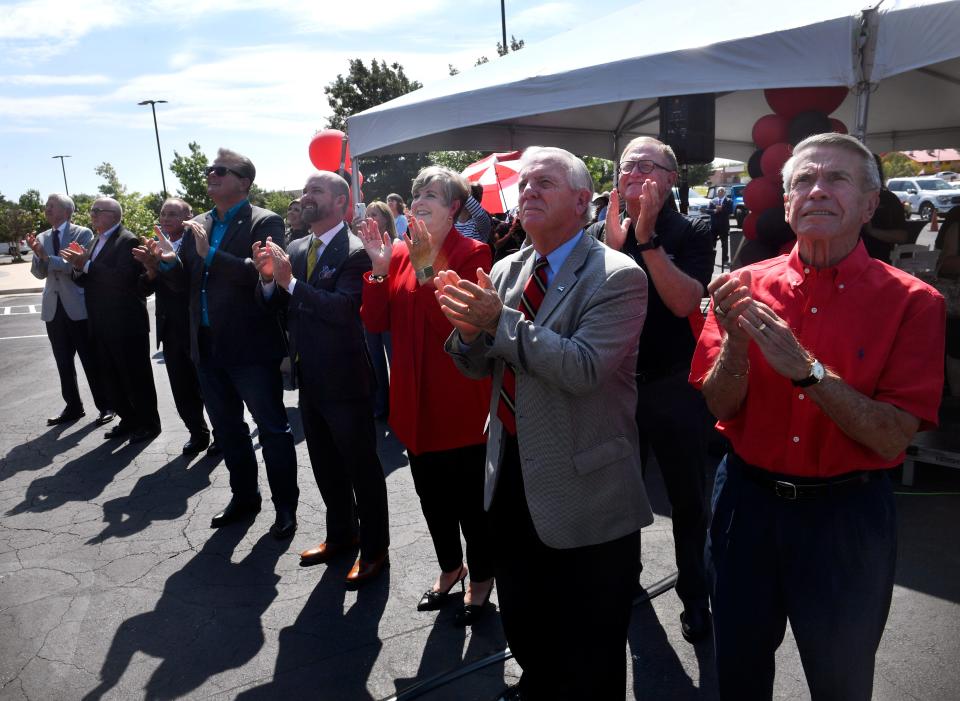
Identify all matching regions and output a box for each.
[636,234,661,252]
[791,359,825,387]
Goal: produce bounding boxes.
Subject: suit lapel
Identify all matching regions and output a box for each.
[291,236,310,282]
[502,252,531,312]
[217,203,250,253]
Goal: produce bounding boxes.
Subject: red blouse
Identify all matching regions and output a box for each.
[690,242,945,477]
[361,227,492,455]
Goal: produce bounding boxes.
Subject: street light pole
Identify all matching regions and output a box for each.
[501,0,508,53]
[52,155,71,195]
[138,99,168,198]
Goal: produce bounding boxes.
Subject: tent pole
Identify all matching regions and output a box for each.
[853,7,879,143]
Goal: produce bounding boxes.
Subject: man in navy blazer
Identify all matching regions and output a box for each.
[62,197,160,444]
[27,193,112,426]
[255,171,389,585]
[171,148,298,540]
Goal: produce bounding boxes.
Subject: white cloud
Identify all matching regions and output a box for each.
[0,74,111,86]
[509,2,578,32]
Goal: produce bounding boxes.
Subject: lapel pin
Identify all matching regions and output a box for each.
[557,286,566,292]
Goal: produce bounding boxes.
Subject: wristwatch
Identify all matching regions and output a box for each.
[791,358,826,387]
[635,234,661,252]
[415,265,435,283]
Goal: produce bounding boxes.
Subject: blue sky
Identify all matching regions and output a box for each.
[0,0,640,202]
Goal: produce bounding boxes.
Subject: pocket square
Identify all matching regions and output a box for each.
[318,266,336,279]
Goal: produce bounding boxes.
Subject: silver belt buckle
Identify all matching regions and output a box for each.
[774,480,798,500]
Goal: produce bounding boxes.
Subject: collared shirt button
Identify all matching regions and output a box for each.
[838,283,845,290]
[804,267,810,274]
[792,436,800,443]
[811,307,818,314]
[798,393,805,400]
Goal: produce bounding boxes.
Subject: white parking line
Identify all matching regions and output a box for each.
[0,305,40,315]
[0,334,46,340]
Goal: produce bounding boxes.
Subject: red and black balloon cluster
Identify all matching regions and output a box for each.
[738,87,849,265]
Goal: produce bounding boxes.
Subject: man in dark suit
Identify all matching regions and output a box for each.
[62,197,160,443]
[170,148,298,540]
[27,193,113,427]
[134,198,210,455]
[708,186,733,267]
[254,171,389,585]
[440,147,653,699]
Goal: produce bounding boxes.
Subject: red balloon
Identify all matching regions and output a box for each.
[742,211,759,240]
[309,129,353,173]
[752,114,790,150]
[829,118,848,134]
[760,142,792,179]
[764,87,849,119]
[743,176,783,212]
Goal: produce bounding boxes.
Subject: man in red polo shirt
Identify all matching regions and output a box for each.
[690,132,945,701]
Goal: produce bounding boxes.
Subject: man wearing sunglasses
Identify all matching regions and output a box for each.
[587,136,716,644]
[168,148,299,540]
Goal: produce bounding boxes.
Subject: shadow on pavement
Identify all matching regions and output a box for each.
[82,528,282,700]
[236,556,389,699]
[7,438,154,515]
[0,420,99,483]
[85,451,220,544]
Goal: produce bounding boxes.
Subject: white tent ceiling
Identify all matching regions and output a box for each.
[347,0,960,162]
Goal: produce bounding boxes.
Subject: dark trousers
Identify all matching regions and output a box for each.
[708,453,897,701]
[408,443,493,581]
[94,331,160,431]
[489,436,639,700]
[299,376,389,560]
[198,338,298,509]
[636,369,711,608]
[364,329,391,418]
[46,299,108,413]
[162,338,208,438]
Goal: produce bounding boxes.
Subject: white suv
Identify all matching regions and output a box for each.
[886,177,960,221]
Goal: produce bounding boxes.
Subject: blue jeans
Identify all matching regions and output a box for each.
[708,453,896,700]
[198,359,298,509]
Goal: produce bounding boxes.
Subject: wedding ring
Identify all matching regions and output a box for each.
[757,321,767,331]
[714,304,727,318]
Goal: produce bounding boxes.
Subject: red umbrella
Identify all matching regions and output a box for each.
[461,151,523,214]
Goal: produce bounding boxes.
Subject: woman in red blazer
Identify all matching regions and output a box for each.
[360,166,495,626]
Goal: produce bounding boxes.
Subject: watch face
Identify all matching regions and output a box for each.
[812,360,825,381]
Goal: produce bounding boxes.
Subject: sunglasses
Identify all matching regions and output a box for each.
[204,165,247,178]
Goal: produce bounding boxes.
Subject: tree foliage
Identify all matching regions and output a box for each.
[582,157,615,194]
[17,189,46,233]
[85,162,156,235]
[881,152,921,179]
[325,59,430,202]
[429,151,486,174]
[170,142,213,213]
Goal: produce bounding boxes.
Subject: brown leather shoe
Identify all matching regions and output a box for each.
[299,536,360,566]
[345,552,389,588]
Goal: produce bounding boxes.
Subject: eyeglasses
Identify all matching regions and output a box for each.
[89,207,115,215]
[618,159,674,175]
[204,165,246,178]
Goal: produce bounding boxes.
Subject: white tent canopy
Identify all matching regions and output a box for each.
[347,0,960,162]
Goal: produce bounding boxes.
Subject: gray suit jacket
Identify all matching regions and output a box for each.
[30,223,94,322]
[445,233,654,549]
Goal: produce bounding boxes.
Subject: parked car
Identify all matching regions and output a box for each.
[6,240,29,256]
[935,170,959,183]
[886,176,960,220]
[672,187,712,217]
[706,183,748,227]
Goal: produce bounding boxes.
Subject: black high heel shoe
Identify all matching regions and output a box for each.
[417,565,467,611]
[454,579,495,627]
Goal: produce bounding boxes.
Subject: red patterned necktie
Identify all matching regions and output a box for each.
[497,256,549,435]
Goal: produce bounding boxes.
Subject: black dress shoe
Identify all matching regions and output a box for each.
[95,410,116,426]
[269,508,297,539]
[417,565,468,611]
[680,606,713,644]
[182,434,211,455]
[104,423,133,440]
[210,498,262,528]
[48,409,85,426]
[207,440,221,455]
[454,580,495,627]
[128,427,161,444]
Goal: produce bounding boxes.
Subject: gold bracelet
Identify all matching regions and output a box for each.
[718,358,749,378]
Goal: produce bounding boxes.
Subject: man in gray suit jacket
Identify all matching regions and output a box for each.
[27,193,112,426]
[440,147,653,700]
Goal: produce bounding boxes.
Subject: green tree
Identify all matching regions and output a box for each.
[170,142,213,213]
[0,207,34,262]
[429,150,486,174]
[17,189,46,233]
[582,156,615,194]
[92,162,157,236]
[881,152,921,178]
[325,59,430,201]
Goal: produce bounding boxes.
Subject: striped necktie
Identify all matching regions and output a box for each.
[306,236,322,281]
[497,256,549,435]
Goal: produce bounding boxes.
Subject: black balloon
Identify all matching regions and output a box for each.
[756,206,795,247]
[788,111,831,146]
[747,149,764,179]
[735,239,780,268]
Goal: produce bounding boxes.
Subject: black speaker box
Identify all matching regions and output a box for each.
[658,94,716,165]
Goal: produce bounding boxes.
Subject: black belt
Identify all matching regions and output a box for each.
[733,454,877,500]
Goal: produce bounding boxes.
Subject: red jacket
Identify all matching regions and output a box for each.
[362,227,492,455]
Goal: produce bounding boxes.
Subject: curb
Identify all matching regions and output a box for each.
[0,288,44,296]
